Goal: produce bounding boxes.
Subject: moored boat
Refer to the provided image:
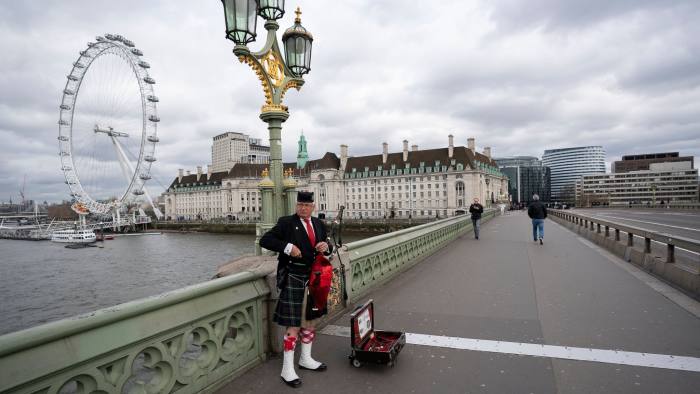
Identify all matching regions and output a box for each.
[51,228,96,243]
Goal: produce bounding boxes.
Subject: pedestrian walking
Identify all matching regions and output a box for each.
[469,197,484,240]
[259,191,333,388]
[528,194,547,245]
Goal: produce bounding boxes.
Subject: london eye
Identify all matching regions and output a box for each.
[57,33,162,218]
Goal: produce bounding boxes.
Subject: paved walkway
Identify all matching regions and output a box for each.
[219,212,700,393]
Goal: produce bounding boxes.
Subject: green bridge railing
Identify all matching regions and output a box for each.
[0,210,495,393]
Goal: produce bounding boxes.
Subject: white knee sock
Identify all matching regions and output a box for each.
[281,335,299,382]
[299,342,322,369]
[299,328,322,369]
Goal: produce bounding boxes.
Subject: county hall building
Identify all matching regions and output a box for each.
[163,135,508,221]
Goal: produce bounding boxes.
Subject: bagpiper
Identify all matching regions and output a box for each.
[260,191,333,388]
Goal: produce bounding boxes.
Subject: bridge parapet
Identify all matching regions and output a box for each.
[0,272,270,393]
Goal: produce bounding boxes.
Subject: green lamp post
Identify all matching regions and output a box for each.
[220,0,313,254]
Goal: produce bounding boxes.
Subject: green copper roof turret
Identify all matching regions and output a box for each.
[296,131,308,168]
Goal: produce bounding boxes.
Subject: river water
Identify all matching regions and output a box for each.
[0,232,258,335]
[0,232,369,335]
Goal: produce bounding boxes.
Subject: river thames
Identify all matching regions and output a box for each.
[0,232,256,335]
[0,231,368,335]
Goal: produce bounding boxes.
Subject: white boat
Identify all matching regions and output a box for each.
[51,228,96,243]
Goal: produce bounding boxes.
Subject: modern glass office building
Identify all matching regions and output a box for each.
[542,146,605,202]
[495,156,551,204]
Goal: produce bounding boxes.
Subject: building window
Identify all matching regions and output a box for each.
[456,181,465,207]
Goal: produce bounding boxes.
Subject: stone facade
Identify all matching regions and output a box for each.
[164,137,508,221]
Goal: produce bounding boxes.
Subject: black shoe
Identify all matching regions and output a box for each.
[299,363,327,371]
[475,236,479,240]
[539,239,543,245]
[281,377,302,388]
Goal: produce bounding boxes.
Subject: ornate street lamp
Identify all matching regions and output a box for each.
[282,10,313,75]
[220,1,313,254]
[221,0,258,44]
[258,0,285,20]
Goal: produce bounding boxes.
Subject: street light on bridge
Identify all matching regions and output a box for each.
[220,0,314,254]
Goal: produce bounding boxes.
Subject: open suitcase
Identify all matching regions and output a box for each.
[349,299,406,368]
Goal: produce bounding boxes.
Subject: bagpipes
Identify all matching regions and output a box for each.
[306,206,347,320]
[330,205,348,303]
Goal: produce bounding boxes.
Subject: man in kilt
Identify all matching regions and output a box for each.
[260,191,332,388]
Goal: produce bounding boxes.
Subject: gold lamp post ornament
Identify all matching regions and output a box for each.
[283,168,297,187]
[220,0,313,254]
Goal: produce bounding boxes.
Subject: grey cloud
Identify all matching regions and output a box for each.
[1,0,698,203]
[487,0,677,31]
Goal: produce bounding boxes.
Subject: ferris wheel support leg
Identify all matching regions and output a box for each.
[142,187,163,219]
[110,136,136,184]
[110,133,161,219]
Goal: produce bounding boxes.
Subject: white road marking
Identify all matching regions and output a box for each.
[588,215,700,233]
[320,325,700,372]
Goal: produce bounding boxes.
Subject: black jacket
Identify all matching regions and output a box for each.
[528,201,547,219]
[260,214,333,279]
[469,203,484,220]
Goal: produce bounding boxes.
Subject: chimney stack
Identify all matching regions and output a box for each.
[468,137,475,153]
[178,169,183,183]
[340,144,348,171]
[186,170,191,176]
[207,164,212,178]
[412,144,418,152]
[448,134,454,158]
[403,140,409,162]
[382,142,388,164]
[483,147,491,159]
[196,166,202,181]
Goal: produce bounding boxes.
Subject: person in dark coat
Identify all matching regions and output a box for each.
[260,191,332,388]
[528,194,547,245]
[468,197,484,239]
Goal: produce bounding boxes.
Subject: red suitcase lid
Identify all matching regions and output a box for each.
[350,299,374,348]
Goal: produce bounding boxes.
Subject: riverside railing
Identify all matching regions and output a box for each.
[0,210,496,393]
[549,210,699,297]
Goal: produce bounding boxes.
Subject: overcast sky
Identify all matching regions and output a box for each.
[1,0,698,204]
